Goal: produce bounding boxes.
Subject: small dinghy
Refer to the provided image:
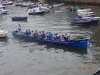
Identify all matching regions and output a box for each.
[11,16,27,21]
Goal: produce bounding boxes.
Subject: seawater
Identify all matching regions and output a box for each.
[0,4,100,75]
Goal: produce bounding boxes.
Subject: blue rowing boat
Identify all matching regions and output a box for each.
[11,17,27,21]
[12,31,89,48]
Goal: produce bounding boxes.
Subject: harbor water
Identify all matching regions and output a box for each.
[0,4,100,75]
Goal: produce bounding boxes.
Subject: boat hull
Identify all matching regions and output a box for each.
[2,2,13,5]
[71,20,91,25]
[12,31,88,48]
[11,17,27,21]
[29,11,44,15]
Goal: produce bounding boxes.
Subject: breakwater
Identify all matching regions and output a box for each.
[44,0,100,6]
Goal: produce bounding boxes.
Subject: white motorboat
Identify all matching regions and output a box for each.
[0,8,8,14]
[0,29,7,38]
[40,6,50,12]
[2,1,13,5]
[0,4,5,9]
[77,8,91,13]
[77,11,94,15]
[78,12,94,17]
[27,7,44,15]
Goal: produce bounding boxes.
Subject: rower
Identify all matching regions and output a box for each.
[25,29,28,35]
[34,30,38,37]
[41,31,45,39]
[54,33,60,41]
[38,31,42,37]
[31,31,34,36]
[48,32,53,40]
[45,32,49,39]
[64,34,70,41]
[18,24,22,32]
[27,29,31,35]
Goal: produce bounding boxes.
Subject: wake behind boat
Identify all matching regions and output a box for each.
[12,28,89,48]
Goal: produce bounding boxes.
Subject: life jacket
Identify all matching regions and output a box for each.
[41,33,45,38]
[64,36,68,41]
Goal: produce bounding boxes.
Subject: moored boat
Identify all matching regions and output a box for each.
[52,3,64,7]
[2,1,13,5]
[27,7,44,15]
[77,12,95,17]
[15,2,22,6]
[0,29,7,38]
[0,8,8,14]
[74,17,100,24]
[69,6,84,11]
[77,8,91,13]
[11,16,27,21]
[0,4,5,9]
[71,20,91,25]
[12,30,89,48]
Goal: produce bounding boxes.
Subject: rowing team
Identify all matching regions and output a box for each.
[16,25,70,41]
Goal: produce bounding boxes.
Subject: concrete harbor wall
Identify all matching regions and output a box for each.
[44,0,100,6]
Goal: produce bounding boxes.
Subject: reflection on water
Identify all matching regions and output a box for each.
[13,36,87,54]
[0,37,8,46]
[46,44,88,54]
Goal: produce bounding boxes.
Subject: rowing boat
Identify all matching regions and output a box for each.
[12,31,89,48]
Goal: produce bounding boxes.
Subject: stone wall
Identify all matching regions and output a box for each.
[45,0,100,6]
